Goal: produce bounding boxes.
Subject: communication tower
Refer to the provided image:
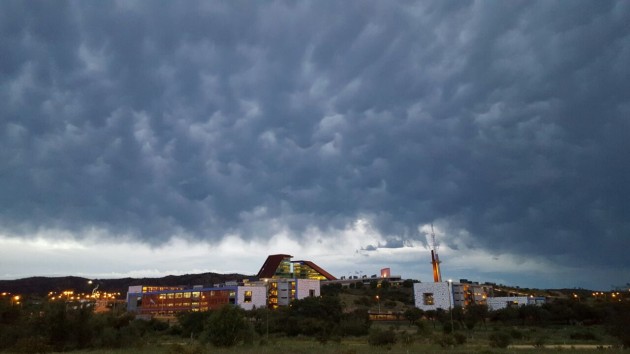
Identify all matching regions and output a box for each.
[430,223,442,282]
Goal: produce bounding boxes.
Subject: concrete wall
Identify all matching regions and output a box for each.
[236,285,267,310]
[413,282,453,311]
[486,296,530,310]
[296,279,320,299]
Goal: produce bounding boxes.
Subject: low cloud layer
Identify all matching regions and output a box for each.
[1,1,629,288]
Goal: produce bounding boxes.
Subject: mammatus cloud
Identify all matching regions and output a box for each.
[1,1,629,288]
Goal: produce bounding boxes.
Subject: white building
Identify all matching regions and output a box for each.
[253,278,320,308]
[126,284,267,315]
[486,296,546,310]
[413,282,454,311]
[414,281,493,311]
[236,285,267,310]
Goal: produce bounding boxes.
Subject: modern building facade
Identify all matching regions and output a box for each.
[255,254,332,308]
[414,282,454,311]
[125,254,332,315]
[486,296,546,310]
[126,284,266,315]
[255,278,320,308]
[413,281,492,311]
[256,254,336,280]
[414,281,546,312]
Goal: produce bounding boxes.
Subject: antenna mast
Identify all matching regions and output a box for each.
[430,223,442,282]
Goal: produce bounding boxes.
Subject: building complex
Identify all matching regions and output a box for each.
[126,254,335,316]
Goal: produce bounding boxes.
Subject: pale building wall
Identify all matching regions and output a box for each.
[236,285,267,310]
[486,296,530,310]
[277,281,291,306]
[296,279,320,299]
[413,282,454,311]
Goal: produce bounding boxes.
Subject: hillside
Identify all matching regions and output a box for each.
[0,272,252,296]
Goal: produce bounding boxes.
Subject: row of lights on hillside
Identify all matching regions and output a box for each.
[47,290,121,301]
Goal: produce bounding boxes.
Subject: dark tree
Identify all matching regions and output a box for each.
[203,305,250,347]
[404,307,424,325]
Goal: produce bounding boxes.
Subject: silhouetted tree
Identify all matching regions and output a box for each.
[203,305,250,347]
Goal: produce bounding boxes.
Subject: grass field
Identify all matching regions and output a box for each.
[68,322,624,354]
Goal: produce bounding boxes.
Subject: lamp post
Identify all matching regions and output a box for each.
[447,279,454,333]
[264,279,269,342]
[375,295,380,314]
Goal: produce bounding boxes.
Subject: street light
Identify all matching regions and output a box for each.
[375,295,380,314]
[264,279,269,342]
[447,280,454,333]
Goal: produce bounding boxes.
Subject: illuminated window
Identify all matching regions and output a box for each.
[192,292,200,298]
[167,293,174,299]
[184,292,191,298]
[229,291,236,304]
[244,291,252,303]
[176,293,182,298]
[423,293,434,305]
[159,294,166,299]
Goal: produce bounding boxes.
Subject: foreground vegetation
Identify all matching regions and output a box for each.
[1,283,629,353]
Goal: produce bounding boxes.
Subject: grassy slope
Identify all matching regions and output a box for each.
[69,322,622,354]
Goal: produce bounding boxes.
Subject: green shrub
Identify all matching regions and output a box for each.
[434,334,455,348]
[570,331,598,340]
[10,337,51,354]
[533,335,547,348]
[488,332,512,348]
[203,305,250,347]
[368,327,396,347]
[399,331,414,346]
[453,332,467,345]
[510,328,523,339]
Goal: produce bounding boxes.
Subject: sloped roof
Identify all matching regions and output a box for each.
[294,260,337,280]
[256,254,292,279]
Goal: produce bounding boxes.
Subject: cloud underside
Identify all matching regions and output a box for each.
[1,1,630,281]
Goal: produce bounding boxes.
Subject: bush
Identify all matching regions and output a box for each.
[453,332,467,345]
[368,327,396,347]
[203,305,250,347]
[11,337,51,354]
[384,300,397,309]
[510,328,523,339]
[434,334,455,348]
[533,335,547,348]
[399,331,414,346]
[338,317,370,337]
[488,332,512,348]
[570,331,598,341]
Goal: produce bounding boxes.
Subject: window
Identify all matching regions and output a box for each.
[175,293,182,298]
[192,292,200,298]
[229,291,236,304]
[423,293,434,305]
[167,293,174,299]
[244,290,252,303]
[184,292,191,298]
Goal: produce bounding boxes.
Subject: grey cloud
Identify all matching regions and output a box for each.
[1,1,629,286]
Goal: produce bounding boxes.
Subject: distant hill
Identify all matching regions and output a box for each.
[0,272,253,296]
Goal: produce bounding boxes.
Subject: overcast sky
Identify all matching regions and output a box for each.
[1,1,629,290]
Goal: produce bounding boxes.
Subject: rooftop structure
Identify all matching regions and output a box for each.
[256,254,336,280]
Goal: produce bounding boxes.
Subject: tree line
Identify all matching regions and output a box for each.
[2,286,629,352]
